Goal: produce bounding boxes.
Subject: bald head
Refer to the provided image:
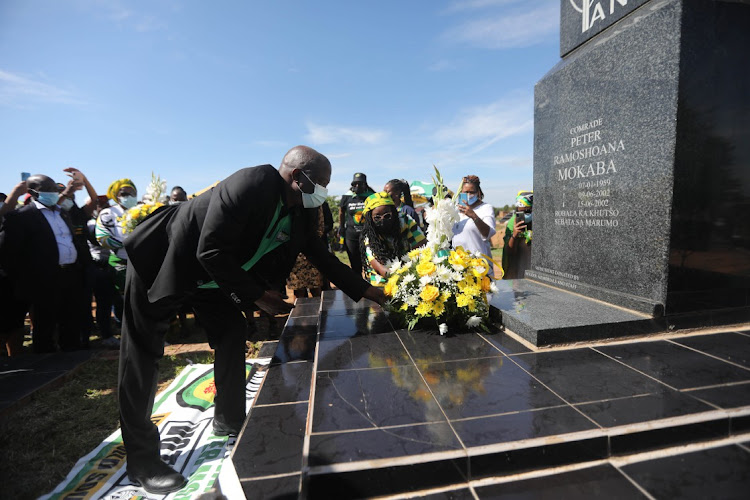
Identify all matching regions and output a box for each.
[279,145,331,187]
[26,174,57,194]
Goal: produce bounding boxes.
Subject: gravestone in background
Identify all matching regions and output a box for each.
[494,0,750,345]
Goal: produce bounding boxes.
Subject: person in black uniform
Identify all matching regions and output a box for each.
[338,172,374,276]
[118,145,385,494]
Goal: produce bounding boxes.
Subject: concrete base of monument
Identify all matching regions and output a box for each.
[489,279,666,347]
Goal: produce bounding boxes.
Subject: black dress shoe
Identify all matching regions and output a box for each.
[128,460,187,494]
[212,418,242,436]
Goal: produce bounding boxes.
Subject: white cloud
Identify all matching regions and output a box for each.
[0,69,83,107]
[442,3,559,49]
[305,122,388,145]
[433,94,533,151]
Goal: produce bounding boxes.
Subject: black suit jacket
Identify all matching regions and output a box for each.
[0,203,89,300]
[125,165,369,309]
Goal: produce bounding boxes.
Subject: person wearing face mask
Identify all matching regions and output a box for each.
[502,191,533,280]
[96,178,138,295]
[116,146,385,494]
[360,191,425,286]
[452,175,497,277]
[339,172,375,277]
[0,174,91,352]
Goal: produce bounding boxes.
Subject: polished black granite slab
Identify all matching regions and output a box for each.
[228,290,750,499]
[489,280,664,346]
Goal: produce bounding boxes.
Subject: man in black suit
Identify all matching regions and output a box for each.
[119,145,385,494]
[0,174,90,352]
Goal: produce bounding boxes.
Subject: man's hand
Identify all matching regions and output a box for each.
[254,290,294,316]
[362,286,386,305]
[63,167,86,185]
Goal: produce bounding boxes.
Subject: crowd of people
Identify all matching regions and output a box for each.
[0,161,533,358]
[0,168,194,356]
[0,146,533,494]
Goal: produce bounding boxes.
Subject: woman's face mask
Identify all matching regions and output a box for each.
[118,195,138,209]
[59,198,74,211]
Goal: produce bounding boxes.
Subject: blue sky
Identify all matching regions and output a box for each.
[0,0,560,207]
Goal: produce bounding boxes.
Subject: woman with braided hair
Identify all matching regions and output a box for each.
[360,192,426,286]
[452,174,497,276]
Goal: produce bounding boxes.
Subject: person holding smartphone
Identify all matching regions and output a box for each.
[502,191,533,280]
[452,175,497,276]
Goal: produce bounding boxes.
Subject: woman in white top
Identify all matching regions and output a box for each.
[95,178,138,290]
[451,175,496,275]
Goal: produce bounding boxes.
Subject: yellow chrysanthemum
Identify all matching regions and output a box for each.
[456,293,472,308]
[432,300,445,316]
[419,247,433,262]
[464,284,481,297]
[416,302,432,316]
[408,248,422,260]
[470,258,488,277]
[420,285,440,302]
[384,280,397,297]
[416,261,436,276]
[441,290,452,302]
[400,303,409,311]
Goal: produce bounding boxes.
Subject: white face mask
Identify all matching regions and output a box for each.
[119,195,138,209]
[299,171,328,209]
[59,198,74,211]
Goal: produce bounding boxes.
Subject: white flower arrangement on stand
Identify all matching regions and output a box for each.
[384,167,500,334]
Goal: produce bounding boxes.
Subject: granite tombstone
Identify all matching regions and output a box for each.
[493,0,750,345]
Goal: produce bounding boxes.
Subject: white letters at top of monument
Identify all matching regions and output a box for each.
[570,0,630,33]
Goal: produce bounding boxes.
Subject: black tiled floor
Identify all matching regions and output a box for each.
[671,332,750,368]
[308,422,463,467]
[480,329,533,355]
[511,348,666,403]
[621,443,750,499]
[289,301,321,317]
[452,406,597,448]
[317,332,410,371]
[475,464,647,499]
[397,329,505,362]
[419,357,566,419]
[232,402,308,479]
[595,341,750,389]
[318,310,394,339]
[283,315,319,333]
[575,390,716,427]
[257,341,278,358]
[685,382,750,409]
[254,361,312,405]
[241,474,300,500]
[312,366,447,432]
[271,332,317,364]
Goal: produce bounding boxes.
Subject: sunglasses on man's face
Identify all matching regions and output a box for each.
[372,212,394,222]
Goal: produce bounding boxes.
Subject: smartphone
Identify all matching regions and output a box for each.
[515,211,526,228]
[21,172,30,181]
[458,193,469,205]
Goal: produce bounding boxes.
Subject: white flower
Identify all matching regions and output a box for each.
[434,264,452,283]
[419,275,433,286]
[438,323,448,336]
[466,316,482,328]
[451,271,464,282]
[474,264,487,276]
[489,281,499,293]
[405,295,419,307]
[401,274,416,285]
[387,259,403,274]
[451,263,465,272]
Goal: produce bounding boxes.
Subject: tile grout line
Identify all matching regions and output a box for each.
[589,346,681,392]
[614,466,658,500]
[392,328,473,474]
[665,337,750,372]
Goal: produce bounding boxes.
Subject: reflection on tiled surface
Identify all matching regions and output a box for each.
[312,366,446,432]
[257,341,278,358]
[232,402,307,479]
[307,459,468,499]
[595,341,750,389]
[419,357,565,419]
[511,348,665,403]
[452,406,597,448]
[475,464,647,499]
[240,474,300,500]
[398,329,506,361]
[576,390,715,427]
[685,382,750,409]
[317,332,410,371]
[671,332,750,368]
[231,291,750,498]
[271,332,317,364]
[318,309,394,339]
[420,488,475,499]
[289,300,321,317]
[621,443,750,499]
[469,437,609,479]
[254,362,312,406]
[308,422,462,467]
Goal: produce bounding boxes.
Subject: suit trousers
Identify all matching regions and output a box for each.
[29,265,84,353]
[118,263,248,465]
